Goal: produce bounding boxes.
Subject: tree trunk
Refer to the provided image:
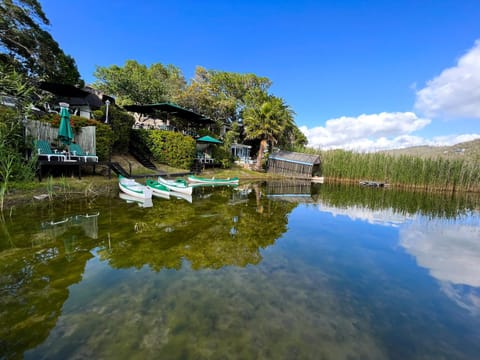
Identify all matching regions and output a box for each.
[255,139,267,171]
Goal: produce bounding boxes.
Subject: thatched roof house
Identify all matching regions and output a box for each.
[267,151,321,179]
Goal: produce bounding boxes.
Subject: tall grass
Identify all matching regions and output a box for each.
[313,149,479,192]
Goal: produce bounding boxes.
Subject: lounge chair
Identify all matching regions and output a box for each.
[69,143,99,162]
[35,140,66,161]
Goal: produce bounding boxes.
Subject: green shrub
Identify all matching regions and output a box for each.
[109,106,135,153]
[212,145,232,168]
[95,123,114,161]
[134,129,195,169]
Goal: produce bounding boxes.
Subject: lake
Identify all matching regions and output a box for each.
[1,182,479,359]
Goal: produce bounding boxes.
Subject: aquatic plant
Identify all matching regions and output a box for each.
[317,149,479,192]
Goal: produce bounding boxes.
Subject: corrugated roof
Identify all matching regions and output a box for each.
[268,151,320,165]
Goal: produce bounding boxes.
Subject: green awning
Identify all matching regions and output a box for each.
[196,136,222,144]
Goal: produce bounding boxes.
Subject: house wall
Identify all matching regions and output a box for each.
[231,144,252,162]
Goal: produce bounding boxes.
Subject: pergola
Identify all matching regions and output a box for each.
[39,82,114,119]
[123,102,213,127]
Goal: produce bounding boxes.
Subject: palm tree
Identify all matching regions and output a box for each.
[243,96,294,170]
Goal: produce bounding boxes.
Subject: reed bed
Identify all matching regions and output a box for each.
[314,149,479,193]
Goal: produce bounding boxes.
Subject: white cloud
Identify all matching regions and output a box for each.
[300,40,480,151]
[400,220,480,287]
[415,40,480,119]
[300,112,432,151]
[300,111,480,151]
[316,203,413,227]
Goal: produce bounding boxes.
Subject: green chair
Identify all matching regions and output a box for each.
[35,140,66,161]
[69,143,99,162]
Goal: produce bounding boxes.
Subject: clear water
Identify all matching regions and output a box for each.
[1,182,479,359]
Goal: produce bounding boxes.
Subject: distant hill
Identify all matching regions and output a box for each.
[382,139,480,163]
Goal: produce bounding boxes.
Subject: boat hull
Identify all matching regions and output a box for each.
[119,176,153,199]
[187,175,239,185]
[119,192,153,208]
[157,176,193,195]
[146,179,170,199]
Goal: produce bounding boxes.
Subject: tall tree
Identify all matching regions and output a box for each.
[176,66,272,127]
[0,0,82,85]
[243,96,294,170]
[93,60,186,106]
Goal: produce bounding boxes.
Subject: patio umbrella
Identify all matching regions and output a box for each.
[58,104,74,145]
[196,135,222,144]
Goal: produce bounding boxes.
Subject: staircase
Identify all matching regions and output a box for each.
[109,162,130,177]
[129,132,157,171]
[129,145,157,171]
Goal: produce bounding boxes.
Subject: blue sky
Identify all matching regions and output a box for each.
[41,0,480,151]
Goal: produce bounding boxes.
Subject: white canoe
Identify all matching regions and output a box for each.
[157,176,193,195]
[145,179,170,199]
[187,175,239,185]
[119,175,153,199]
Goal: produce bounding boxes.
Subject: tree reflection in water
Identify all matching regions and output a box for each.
[98,184,297,271]
[0,182,479,359]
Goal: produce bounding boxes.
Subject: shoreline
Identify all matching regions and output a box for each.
[2,167,479,211]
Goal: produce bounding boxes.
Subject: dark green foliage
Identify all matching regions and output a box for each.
[94,123,114,161]
[135,129,195,169]
[0,65,37,185]
[176,66,272,126]
[212,145,232,168]
[0,0,82,85]
[97,105,135,153]
[93,60,185,106]
[0,106,36,181]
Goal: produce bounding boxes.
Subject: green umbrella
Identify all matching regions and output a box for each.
[58,106,74,145]
[196,135,222,144]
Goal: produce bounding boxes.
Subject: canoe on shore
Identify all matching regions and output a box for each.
[187,175,239,185]
[157,176,193,195]
[118,175,153,199]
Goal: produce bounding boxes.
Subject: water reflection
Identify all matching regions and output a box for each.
[40,212,100,240]
[400,219,480,315]
[101,185,296,270]
[0,183,479,359]
[265,180,315,203]
[400,220,480,287]
[119,192,153,208]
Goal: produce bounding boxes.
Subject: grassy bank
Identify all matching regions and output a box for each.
[3,149,479,212]
[0,163,280,211]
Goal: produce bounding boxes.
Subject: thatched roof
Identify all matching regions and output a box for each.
[269,151,320,165]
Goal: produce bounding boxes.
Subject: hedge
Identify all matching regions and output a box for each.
[134,129,196,169]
